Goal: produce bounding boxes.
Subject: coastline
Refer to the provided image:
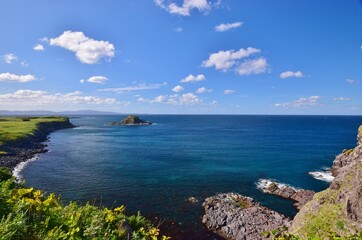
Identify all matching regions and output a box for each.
[0,117,75,171]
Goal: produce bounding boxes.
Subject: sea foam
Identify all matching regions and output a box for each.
[309,170,334,183]
[256,178,298,192]
[12,155,39,182]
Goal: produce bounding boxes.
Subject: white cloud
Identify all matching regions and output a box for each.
[99,83,166,93]
[175,27,183,32]
[202,47,260,71]
[172,85,184,92]
[155,0,211,16]
[196,87,212,93]
[215,22,243,32]
[334,97,351,101]
[237,57,268,75]
[280,71,303,79]
[33,44,45,51]
[138,92,200,105]
[0,90,119,110]
[0,72,36,82]
[49,31,115,64]
[180,74,206,83]
[274,96,321,108]
[346,79,358,84]
[81,76,108,84]
[3,53,17,64]
[223,89,235,94]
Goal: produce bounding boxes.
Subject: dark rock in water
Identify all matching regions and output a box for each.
[202,193,291,240]
[258,179,315,210]
[187,197,198,203]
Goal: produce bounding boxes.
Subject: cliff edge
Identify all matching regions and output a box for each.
[290,125,362,238]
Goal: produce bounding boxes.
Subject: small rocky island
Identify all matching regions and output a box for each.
[109,115,152,126]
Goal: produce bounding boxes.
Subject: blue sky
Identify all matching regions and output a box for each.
[0,0,361,114]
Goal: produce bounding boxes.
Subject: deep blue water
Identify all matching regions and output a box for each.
[20,115,362,239]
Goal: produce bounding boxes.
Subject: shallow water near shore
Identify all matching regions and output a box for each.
[19,115,362,239]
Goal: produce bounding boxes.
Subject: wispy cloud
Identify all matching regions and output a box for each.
[274,96,321,108]
[154,0,211,16]
[3,53,17,64]
[0,90,120,110]
[0,72,36,82]
[223,89,235,95]
[80,76,108,84]
[346,79,358,84]
[98,83,166,93]
[280,70,303,79]
[49,31,115,64]
[202,47,261,71]
[180,74,205,83]
[174,27,183,32]
[138,92,201,105]
[215,22,243,32]
[334,97,351,101]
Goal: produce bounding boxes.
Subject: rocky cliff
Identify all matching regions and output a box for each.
[290,125,362,238]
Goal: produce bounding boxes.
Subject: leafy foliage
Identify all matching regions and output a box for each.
[0,168,170,240]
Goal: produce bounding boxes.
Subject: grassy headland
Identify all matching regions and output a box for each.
[0,116,73,154]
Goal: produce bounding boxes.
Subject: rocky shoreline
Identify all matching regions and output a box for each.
[202,124,362,239]
[202,193,291,240]
[0,119,74,170]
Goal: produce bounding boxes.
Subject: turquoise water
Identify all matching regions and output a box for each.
[20,115,362,239]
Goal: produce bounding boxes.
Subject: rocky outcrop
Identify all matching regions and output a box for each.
[110,115,152,126]
[290,124,362,238]
[257,179,315,210]
[202,193,291,240]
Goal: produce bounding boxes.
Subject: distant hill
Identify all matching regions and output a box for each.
[0,110,121,116]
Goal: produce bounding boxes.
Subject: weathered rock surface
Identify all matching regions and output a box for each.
[258,179,315,210]
[290,124,362,238]
[202,193,291,240]
[110,115,152,126]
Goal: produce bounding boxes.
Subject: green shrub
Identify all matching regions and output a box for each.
[0,168,169,240]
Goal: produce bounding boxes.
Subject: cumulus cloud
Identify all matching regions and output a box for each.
[196,87,212,93]
[0,90,119,110]
[334,97,351,101]
[3,53,17,64]
[138,92,200,105]
[274,96,321,108]
[280,71,303,79]
[172,85,184,92]
[80,76,108,84]
[215,22,243,32]
[237,58,268,75]
[0,72,36,82]
[154,0,211,16]
[346,79,358,84]
[33,44,45,51]
[180,74,206,83]
[202,47,260,71]
[99,83,166,93]
[49,31,115,64]
[223,89,235,95]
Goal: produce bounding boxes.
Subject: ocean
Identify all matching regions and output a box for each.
[16,115,362,239]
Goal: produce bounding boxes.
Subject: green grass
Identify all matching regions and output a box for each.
[0,116,69,149]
